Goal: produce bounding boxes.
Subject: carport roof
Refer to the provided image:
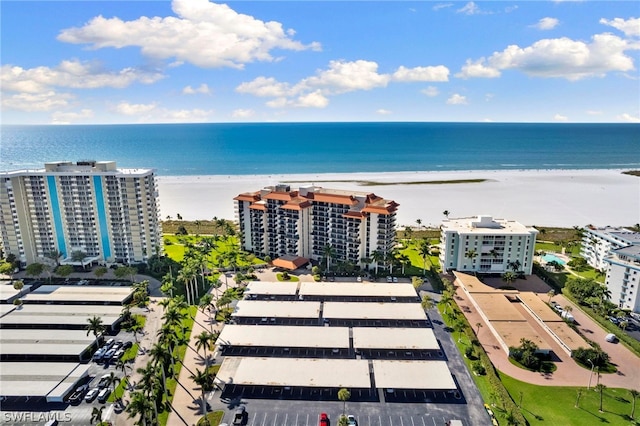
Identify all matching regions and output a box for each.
[217,325,350,348]
[299,282,417,297]
[232,300,321,318]
[214,357,371,388]
[0,362,89,399]
[353,327,439,350]
[472,293,525,322]
[24,285,133,304]
[323,302,427,320]
[0,304,122,327]
[0,282,31,302]
[372,360,456,390]
[244,281,299,296]
[0,329,94,356]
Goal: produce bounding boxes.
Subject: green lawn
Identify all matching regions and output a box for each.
[197,410,225,426]
[535,242,580,257]
[501,374,639,425]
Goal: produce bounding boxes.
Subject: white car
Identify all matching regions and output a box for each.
[347,415,357,426]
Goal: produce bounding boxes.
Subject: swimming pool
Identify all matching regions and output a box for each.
[542,253,566,265]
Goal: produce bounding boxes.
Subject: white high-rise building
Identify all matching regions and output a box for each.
[0,161,162,266]
[234,185,398,269]
[580,226,640,271]
[604,245,640,313]
[439,215,538,275]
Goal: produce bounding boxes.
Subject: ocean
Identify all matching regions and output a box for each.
[1,122,638,175]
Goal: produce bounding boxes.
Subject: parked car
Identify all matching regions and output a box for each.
[104,338,115,349]
[386,276,392,283]
[233,406,246,425]
[66,384,88,404]
[392,277,398,283]
[319,413,329,426]
[96,374,111,389]
[122,341,133,350]
[92,348,106,362]
[84,388,99,402]
[97,388,111,404]
[347,415,357,426]
[605,333,619,343]
[103,348,117,362]
[112,340,123,351]
[112,349,125,360]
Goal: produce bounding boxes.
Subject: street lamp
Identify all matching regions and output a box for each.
[587,359,595,390]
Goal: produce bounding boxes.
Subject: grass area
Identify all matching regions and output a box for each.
[120,343,139,364]
[161,220,235,235]
[398,239,440,276]
[197,410,225,426]
[163,234,263,267]
[133,313,146,328]
[535,241,581,257]
[158,305,197,426]
[501,374,639,425]
[107,376,129,403]
[276,273,299,282]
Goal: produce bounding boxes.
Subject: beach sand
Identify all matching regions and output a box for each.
[156,169,639,228]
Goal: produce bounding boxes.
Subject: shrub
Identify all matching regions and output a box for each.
[313,274,321,282]
[472,361,486,375]
[465,346,475,359]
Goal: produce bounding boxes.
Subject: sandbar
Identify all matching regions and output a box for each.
[156,169,639,228]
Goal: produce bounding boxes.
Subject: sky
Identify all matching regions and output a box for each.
[1,0,639,124]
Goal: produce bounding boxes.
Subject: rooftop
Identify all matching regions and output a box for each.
[217,325,350,348]
[232,300,321,318]
[322,302,427,320]
[0,304,122,327]
[0,362,89,401]
[372,360,456,390]
[244,281,299,296]
[299,282,417,298]
[23,285,133,304]
[442,215,537,235]
[352,327,439,350]
[0,329,94,356]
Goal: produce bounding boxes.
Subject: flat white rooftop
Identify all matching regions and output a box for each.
[214,357,371,388]
[23,285,133,304]
[299,282,417,297]
[323,302,427,320]
[353,328,439,350]
[372,360,456,390]
[0,329,94,356]
[0,282,31,302]
[217,325,350,348]
[0,362,89,401]
[245,281,299,295]
[0,304,122,327]
[232,300,320,318]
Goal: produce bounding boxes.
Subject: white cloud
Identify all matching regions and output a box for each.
[457,2,488,15]
[294,90,329,108]
[553,113,569,121]
[485,93,494,102]
[236,77,290,97]
[300,60,391,94]
[433,3,453,11]
[456,59,501,79]
[182,83,211,95]
[231,109,255,118]
[618,112,640,122]
[1,61,163,94]
[392,65,449,82]
[57,0,321,69]
[114,101,157,116]
[600,17,640,37]
[533,17,559,30]
[1,90,73,112]
[456,33,639,80]
[51,109,94,124]
[421,86,439,97]
[376,109,392,115]
[446,94,467,105]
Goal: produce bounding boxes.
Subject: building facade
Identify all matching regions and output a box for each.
[0,161,162,266]
[604,245,640,313]
[439,215,538,275]
[580,226,640,271]
[234,185,398,269]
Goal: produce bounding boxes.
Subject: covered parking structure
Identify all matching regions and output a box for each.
[244,281,299,301]
[0,362,90,403]
[231,300,321,325]
[0,281,32,303]
[0,304,123,330]
[372,360,461,403]
[352,327,443,359]
[214,357,377,401]
[299,282,419,303]
[0,329,95,362]
[322,302,429,327]
[22,285,133,305]
[216,325,351,357]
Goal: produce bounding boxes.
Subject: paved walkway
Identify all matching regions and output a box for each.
[453,275,640,389]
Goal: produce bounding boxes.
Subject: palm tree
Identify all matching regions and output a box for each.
[126,390,155,425]
[501,271,517,285]
[323,245,336,272]
[195,330,216,370]
[371,250,385,275]
[508,259,522,272]
[398,253,410,275]
[547,289,555,304]
[442,210,450,219]
[475,322,483,336]
[91,406,104,425]
[71,250,89,269]
[629,389,639,419]
[464,249,478,268]
[415,218,422,229]
[190,368,212,417]
[115,358,131,390]
[338,388,351,416]
[421,294,434,311]
[46,249,63,267]
[595,383,606,412]
[106,372,121,402]
[454,319,465,343]
[418,241,430,275]
[86,315,105,350]
[439,291,454,315]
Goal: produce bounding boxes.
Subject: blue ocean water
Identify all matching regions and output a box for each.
[1,122,638,175]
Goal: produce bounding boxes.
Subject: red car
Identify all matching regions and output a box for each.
[319,413,329,426]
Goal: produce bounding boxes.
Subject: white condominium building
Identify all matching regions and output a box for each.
[580,226,640,271]
[604,245,640,313]
[0,161,162,266]
[234,185,398,268]
[439,215,538,275]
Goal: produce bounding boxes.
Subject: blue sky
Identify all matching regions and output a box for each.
[1,1,639,124]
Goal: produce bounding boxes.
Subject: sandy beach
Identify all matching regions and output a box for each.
[157,169,639,228]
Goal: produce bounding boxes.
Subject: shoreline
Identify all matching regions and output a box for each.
[156,168,639,228]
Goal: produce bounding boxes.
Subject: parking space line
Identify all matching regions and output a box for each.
[273,413,278,426]
[411,417,415,426]
[261,412,267,426]
[421,418,426,426]
[432,418,437,426]
[284,413,288,425]
[400,416,404,426]
[389,415,393,426]
[295,413,299,426]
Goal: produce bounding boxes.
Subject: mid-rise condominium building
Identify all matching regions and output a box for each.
[234,185,398,269]
[0,161,162,266]
[439,215,538,275]
[580,226,640,271]
[604,245,640,313]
